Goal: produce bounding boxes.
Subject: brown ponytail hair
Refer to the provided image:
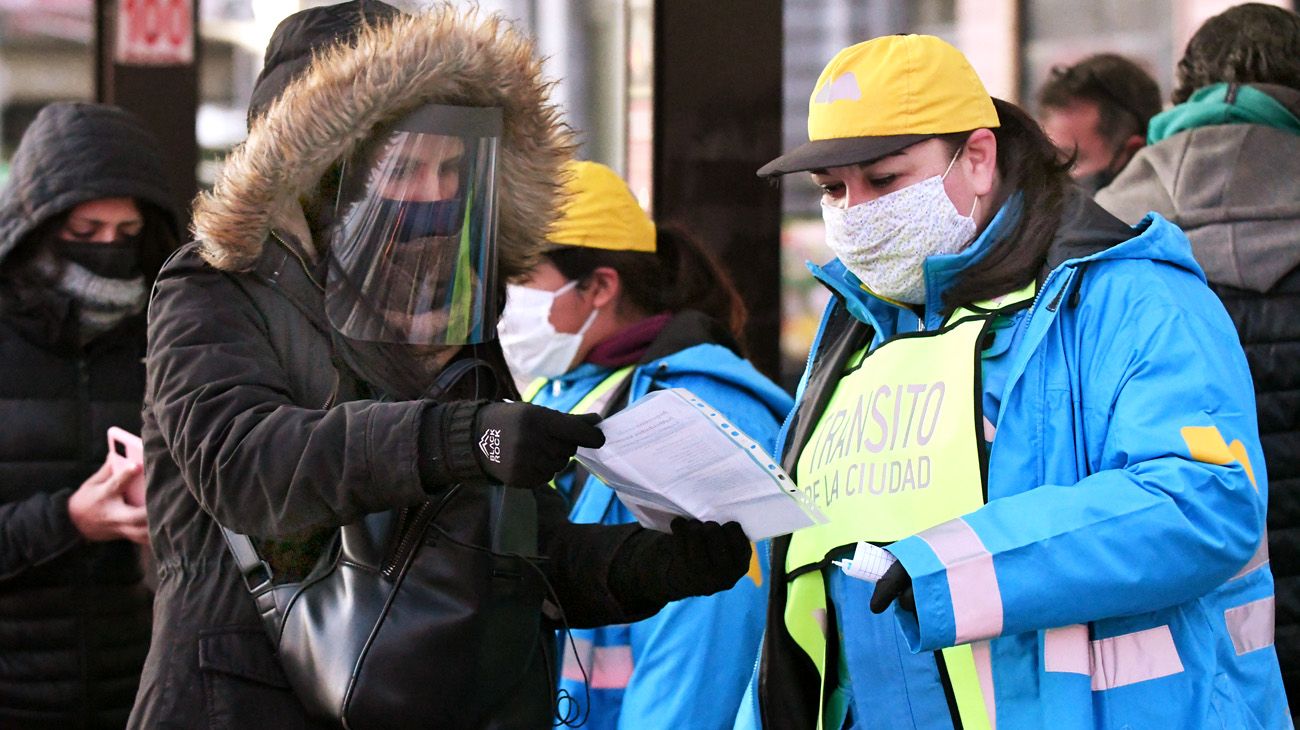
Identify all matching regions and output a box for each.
[939,98,1073,312]
[543,222,748,341]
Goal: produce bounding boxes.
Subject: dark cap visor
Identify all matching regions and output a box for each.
[757,133,938,178]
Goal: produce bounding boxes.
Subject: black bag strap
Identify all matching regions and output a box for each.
[423,356,501,401]
[219,526,275,595]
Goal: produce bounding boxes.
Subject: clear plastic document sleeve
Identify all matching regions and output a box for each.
[574,388,827,541]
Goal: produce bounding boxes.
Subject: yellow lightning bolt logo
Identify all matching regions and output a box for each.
[747,542,763,587]
[1181,425,1258,489]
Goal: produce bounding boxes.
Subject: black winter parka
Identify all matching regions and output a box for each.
[129,5,656,724]
[0,102,180,729]
[129,230,649,729]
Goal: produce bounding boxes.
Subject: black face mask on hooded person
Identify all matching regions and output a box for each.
[325,103,503,400]
[29,226,148,347]
[51,235,143,279]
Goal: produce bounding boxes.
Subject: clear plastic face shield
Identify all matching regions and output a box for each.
[326,104,502,346]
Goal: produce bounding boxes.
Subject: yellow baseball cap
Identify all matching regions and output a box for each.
[758,34,1000,177]
[548,160,656,253]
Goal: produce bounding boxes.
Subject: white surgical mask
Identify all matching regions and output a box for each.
[821,149,978,304]
[498,281,599,380]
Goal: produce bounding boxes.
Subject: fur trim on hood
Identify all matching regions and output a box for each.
[194,6,575,275]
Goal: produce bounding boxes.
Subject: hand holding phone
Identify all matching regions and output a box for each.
[68,430,148,544]
[107,427,146,507]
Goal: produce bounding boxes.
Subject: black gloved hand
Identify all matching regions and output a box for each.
[610,518,752,612]
[869,561,915,614]
[473,402,606,486]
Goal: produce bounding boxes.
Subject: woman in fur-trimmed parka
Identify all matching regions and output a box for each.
[128,4,750,728]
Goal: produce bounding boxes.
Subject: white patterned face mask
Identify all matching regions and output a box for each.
[821,149,978,305]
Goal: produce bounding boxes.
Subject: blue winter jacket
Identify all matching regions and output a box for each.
[530,312,793,730]
[741,194,1289,729]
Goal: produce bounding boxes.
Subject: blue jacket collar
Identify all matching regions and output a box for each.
[921,193,1023,322]
[1056,213,1205,281]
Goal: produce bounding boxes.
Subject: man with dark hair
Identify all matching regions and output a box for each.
[1098,3,1300,719]
[1038,53,1162,192]
[1172,1,1300,103]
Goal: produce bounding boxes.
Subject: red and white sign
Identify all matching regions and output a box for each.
[115,0,194,66]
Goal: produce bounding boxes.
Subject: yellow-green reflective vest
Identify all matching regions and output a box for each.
[784,284,1034,730]
[523,367,635,490]
[521,366,634,414]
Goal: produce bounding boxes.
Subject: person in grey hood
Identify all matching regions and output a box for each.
[0,102,181,728]
[1096,2,1300,717]
[129,3,751,728]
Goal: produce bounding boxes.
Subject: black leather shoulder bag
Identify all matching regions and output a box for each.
[220,359,555,729]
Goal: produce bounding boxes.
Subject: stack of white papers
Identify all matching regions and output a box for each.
[574,388,827,541]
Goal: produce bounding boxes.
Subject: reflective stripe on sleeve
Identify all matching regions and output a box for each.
[561,637,635,689]
[1225,596,1275,656]
[1232,532,1270,581]
[917,517,1004,644]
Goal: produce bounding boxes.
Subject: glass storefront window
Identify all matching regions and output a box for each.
[497,0,651,198]
[197,0,330,185]
[1019,0,1173,110]
[0,0,97,182]
[197,0,650,192]
[1019,0,1295,116]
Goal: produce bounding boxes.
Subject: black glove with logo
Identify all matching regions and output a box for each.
[472,402,605,486]
[609,517,752,614]
[869,561,915,614]
[420,401,606,490]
